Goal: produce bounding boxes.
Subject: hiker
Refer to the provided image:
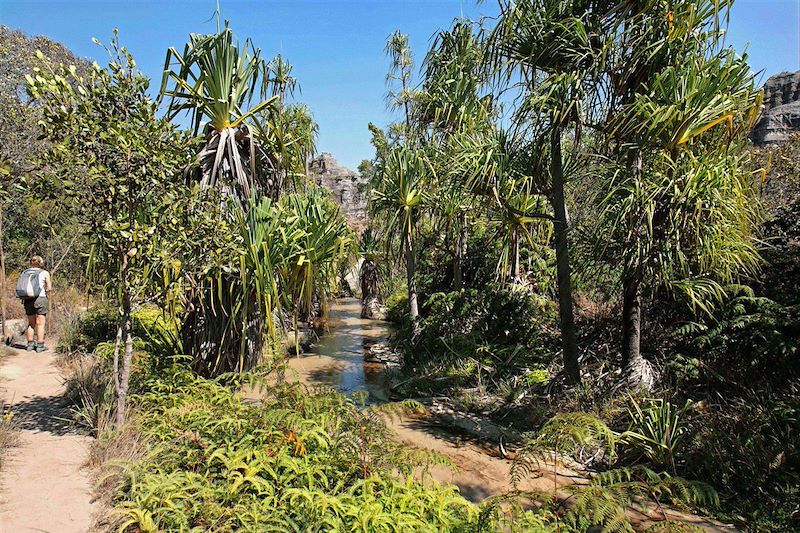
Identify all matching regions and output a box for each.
[16,255,52,352]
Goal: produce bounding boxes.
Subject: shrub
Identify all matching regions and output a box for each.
[57,303,117,355]
[0,398,19,473]
[384,289,408,324]
[101,367,562,532]
[683,391,800,531]
[63,357,115,437]
[620,397,691,473]
[403,285,555,368]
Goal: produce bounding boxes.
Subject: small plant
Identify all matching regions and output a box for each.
[63,358,115,437]
[0,399,19,472]
[621,397,691,473]
[512,412,617,488]
[512,412,717,532]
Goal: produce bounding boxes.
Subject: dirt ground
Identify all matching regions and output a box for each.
[0,336,96,533]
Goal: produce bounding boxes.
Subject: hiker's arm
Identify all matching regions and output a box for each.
[45,272,52,292]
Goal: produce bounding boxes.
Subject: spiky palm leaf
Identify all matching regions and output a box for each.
[160,24,279,202]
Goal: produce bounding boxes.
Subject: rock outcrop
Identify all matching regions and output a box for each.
[309,153,368,229]
[751,70,800,145]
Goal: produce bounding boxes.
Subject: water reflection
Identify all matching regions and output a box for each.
[287,298,390,403]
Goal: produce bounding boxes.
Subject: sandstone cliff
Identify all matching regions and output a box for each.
[751,70,800,144]
[309,153,369,229]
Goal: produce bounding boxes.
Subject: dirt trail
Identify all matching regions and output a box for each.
[388,414,738,532]
[0,339,96,533]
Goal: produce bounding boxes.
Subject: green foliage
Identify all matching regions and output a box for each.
[105,368,553,532]
[563,466,718,533]
[384,289,408,324]
[160,23,279,201]
[63,357,116,437]
[512,412,617,486]
[406,285,552,366]
[673,289,799,390]
[183,188,352,375]
[0,26,91,280]
[512,413,717,533]
[58,304,118,354]
[683,391,800,531]
[26,36,188,295]
[621,397,691,473]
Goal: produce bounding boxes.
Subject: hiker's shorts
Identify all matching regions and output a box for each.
[23,296,48,316]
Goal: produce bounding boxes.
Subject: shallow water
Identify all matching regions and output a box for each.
[286,298,391,403]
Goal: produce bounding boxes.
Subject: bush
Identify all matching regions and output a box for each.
[403,285,555,368]
[58,303,181,359]
[60,303,185,436]
[384,289,408,324]
[683,392,800,531]
[57,303,117,355]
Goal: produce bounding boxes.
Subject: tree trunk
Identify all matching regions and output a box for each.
[621,274,646,387]
[621,271,655,387]
[360,258,380,319]
[0,205,6,338]
[621,150,655,388]
[454,210,467,290]
[114,253,134,427]
[621,273,641,371]
[508,227,520,282]
[404,229,419,330]
[550,128,580,385]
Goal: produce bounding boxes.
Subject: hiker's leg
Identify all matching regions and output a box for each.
[35,314,46,342]
[26,315,35,341]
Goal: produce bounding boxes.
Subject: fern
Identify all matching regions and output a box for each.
[511,412,616,486]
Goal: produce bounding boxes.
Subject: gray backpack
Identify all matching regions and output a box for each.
[16,268,43,300]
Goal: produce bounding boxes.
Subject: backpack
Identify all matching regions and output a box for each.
[16,268,43,300]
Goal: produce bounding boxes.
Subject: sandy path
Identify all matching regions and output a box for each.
[388,414,739,532]
[0,343,96,533]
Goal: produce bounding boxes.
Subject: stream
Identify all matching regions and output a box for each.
[286,298,392,403]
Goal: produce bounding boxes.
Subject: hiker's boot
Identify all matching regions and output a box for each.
[26,340,35,351]
[35,342,46,353]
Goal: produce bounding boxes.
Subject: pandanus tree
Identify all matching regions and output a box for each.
[598,16,762,386]
[252,102,318,198]
[370,147,433,324]
[385,31,416,138]
[417,21,492,290]
[358,229,382,319]
[186,190,352,375]
[161,25,333,373]
[160,23,279,203]
[447,127,551,284]
[279,190,353,327]
[481,0,624,385]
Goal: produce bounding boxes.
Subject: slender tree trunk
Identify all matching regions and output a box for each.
[114,252,134,427]
[622,271,651,386]
[550,128,580,385]
[621,151,654,388]
[404,229,419,323]
[509,228,520,282]
[454,210,467,290]
[0,205,6,338]
[360,258,380,319]
[621,273,641,369]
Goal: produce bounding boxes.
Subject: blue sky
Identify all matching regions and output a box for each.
[2,0,799,170]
